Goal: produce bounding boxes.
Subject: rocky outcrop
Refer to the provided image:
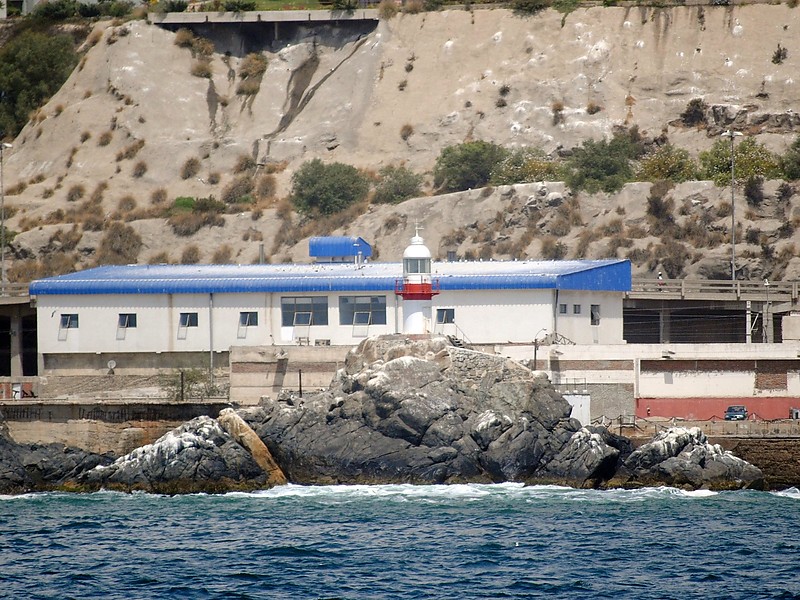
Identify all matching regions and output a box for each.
[246,335,587,485]
[609,427,764,490]
[542,426,633,488]
[78,415,286,493]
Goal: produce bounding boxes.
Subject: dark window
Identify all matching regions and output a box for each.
[436,308,455,324]
[591,304,601,326]
[281,297,328,327]
[559,304,567,315]
[339,296,387,326]
[179,312,198,327]
[239,311,258,327]
[403,258,431,274]
[118,313,137,328]
[60,314,78,329]
[573,304,581,315]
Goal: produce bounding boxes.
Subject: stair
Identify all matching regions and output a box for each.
[447,335,466,348]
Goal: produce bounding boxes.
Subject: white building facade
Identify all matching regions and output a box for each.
[30,256,631,371]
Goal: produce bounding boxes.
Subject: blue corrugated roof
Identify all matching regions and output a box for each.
[309,236,372,258]
[29,259,631,296]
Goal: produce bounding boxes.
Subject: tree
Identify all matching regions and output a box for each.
[373,165,422,204]
[636,144,698,183]
[565,135,637,193]
[290,159,369,215]
[699,137,780,186]
[433,141,508,193]
[780,135,800,181]
[0,31,78,137]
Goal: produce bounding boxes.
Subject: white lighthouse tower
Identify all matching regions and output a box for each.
[395,229,439,335]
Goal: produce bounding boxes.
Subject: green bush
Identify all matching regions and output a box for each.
[224,0,255,10]
[636,144,698,183]
[433,141,508,193]
[0,32,79,138]
[290,159,369,215]
[565,131,643,193]
[490,147,563,185]
[680,98,707,127]
[511,0,550,14]
[699,137,780,186]
[780,136,800,180]
[373,165,423,204]
[31,0,78,19]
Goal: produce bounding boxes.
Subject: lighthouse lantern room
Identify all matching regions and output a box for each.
[395,230,440,334]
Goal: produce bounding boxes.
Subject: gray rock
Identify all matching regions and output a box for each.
[543,426,633,487]
[79,415,269,493]
[246,335,582,485]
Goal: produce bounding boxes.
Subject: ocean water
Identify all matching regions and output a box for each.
[1,484,799,600]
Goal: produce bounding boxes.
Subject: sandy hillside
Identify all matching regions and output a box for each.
[3,5,800,277]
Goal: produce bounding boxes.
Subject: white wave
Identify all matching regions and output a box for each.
[772,487,800,500]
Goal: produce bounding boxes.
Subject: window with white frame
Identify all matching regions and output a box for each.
[436,308,455,324]
[60,314,79,329]
[179,312,198,327]
[118,313,137,328]
[403,258,431,274]
[281,297,328,327]
[239,311,258,327]
[590,304,601,326]
[339,296,387,326]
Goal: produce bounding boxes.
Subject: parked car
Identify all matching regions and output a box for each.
[724,405,748,421]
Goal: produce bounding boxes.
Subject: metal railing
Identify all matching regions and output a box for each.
[601,415,800,438]
[0,283,29,298]
[628,278,798,303]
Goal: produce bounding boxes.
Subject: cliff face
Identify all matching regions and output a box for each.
[3,6,800,273]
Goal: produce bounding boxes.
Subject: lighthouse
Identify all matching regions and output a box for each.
[395,230,439,335]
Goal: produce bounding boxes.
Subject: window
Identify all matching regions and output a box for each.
[339,296,387,326]
[591,304,601,326]
[179,312,198,327]
[446,251,457,262]
[60,314,79,329]
[281,297,328,327]
[403,258,431,274]
[118,313,137,328]
[559,304,567,315]
[436,308,455,324]
[573,304,581,315]
[239,311,258,327]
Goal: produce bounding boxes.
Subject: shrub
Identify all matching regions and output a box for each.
[212,244,233,263]
[236,53,268,95]
[256,174,276,199]
[174,28,195,48]
[699,137,780,186]
[116,139,145,161]
[66,184,86,203]
[778,182,794,201]
[511,0,550,14]
[404,0,424,12]
[132,161,147,178]
[772,44,788,64]
[433,141,508,193]
[80,131,91,143]
[586,101,602,115]
[491,147,563,185]
[82,214,105,231]
[31,0,77,20]
[373,165,423,204]
[98,131,113,147]
[161,0,188,11]
[181,157,201,180]
[117,195,137,213]
[224,0,255,9]
[194,196,226,214]
[169,213,203,236]
[96,221,142,265]
[290,159,369,215]
[148,252,170,265]
[745,176,765,206]
[208,172,221,185]
[0,32,79,137]
[378,0,399,18]
[780,136,800,180]
[400,123,414,141]
[680,98,707,127]
[540,236,567,260]
[636,144,697,183]
[234,154,256,174]
[151,188,168,204]
[191,60,212,79]
[181,244,201,264]
[221,175,255,204]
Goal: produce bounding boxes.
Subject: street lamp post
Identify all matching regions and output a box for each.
[722,130,743,281]
[764,278,771,343]
[0,142,10,295]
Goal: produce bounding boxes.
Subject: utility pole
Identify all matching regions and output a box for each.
[721,130,743,281]
[0,142,11,294]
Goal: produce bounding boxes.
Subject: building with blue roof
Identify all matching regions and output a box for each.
[29,238,630,384]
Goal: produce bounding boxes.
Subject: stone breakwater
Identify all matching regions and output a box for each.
[0,337,766,494]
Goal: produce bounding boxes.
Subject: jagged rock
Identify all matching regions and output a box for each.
[611,427,764,491]
[245,335,583,485]
[542,426,633,488]
[217,408,287,487]
[78,415,273,493]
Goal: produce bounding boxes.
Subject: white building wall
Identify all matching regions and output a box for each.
[35,287,623,353]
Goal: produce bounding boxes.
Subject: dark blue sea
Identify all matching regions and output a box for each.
[2,484,799,599]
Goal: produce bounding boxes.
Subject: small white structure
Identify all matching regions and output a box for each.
[395,232,438,334]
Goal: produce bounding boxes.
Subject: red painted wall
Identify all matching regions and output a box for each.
[636,397,800,421]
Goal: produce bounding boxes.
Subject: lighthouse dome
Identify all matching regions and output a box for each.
[403,233,432,260]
